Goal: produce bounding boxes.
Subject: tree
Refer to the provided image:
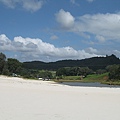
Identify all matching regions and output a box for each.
[56,68,67,76]
[56,67,93,77]
[106,65,120,81]
[115,66,120,80]
[0,52,6,74]
[96,69,106,74]
[7,58,22,74]
[38,70,52,79]
[76,67,93,77]
[2,64,10,75]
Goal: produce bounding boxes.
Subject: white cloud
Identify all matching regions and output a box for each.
[0,0,44,12]
[87,0,94,3]
[70,0,79,6]
[95,35,105,42]
[85,47,97,54]
[75,13,120,41]
[0,34,99,61]
[55,9,75,29]
[50,35,58,40]
[56,9,120,42]
[0,0,16,8]
[113,50,120,58]
[22,0,43,12]
[0,34,13,50]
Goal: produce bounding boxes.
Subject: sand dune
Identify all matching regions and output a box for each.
[0,75,120,120]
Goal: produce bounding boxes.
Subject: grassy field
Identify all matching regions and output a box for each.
[101,80,120,85]
[54,73,109,83]
[83,73,109,82]
[54,73,120,85]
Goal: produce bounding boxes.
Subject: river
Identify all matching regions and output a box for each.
[61,82,120,88]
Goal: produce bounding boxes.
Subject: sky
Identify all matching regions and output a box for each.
[0,0,120,62]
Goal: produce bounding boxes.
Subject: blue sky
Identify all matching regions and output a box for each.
[0,0,120,62]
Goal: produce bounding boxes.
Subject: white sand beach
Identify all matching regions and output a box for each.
[0,75,120,120]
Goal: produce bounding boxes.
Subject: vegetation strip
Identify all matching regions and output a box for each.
[0,52,120,85]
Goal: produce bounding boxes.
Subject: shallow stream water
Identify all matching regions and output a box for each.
[61,82,120,88]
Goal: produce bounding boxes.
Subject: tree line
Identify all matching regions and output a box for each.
[0,53,52,79]
[56,65,120,81]
[0,52,120,81]
[56,67,93,77]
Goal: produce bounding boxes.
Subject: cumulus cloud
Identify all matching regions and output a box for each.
[56,9,120,42]
[113,50,120,58]
[0,34,99,61]
[0,0,44,12]
[55,9,75,29]
[0,34,13,50]
[85,47,97,54]
[76,13,120,40]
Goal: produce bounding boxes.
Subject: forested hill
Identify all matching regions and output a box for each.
[23,54,120,71]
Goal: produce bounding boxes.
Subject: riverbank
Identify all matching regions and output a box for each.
[0,75,120,120]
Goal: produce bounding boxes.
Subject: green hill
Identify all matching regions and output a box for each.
[23,54,120,71]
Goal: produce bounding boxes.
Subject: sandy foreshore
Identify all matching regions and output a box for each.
[0,75,120,120]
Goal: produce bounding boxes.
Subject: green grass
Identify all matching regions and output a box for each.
[53,76,81,82]
[53,73,120,86]
[101,80,120,85]
[63,76,81,80]
[83,73,109,83]
[54,73,109,83]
